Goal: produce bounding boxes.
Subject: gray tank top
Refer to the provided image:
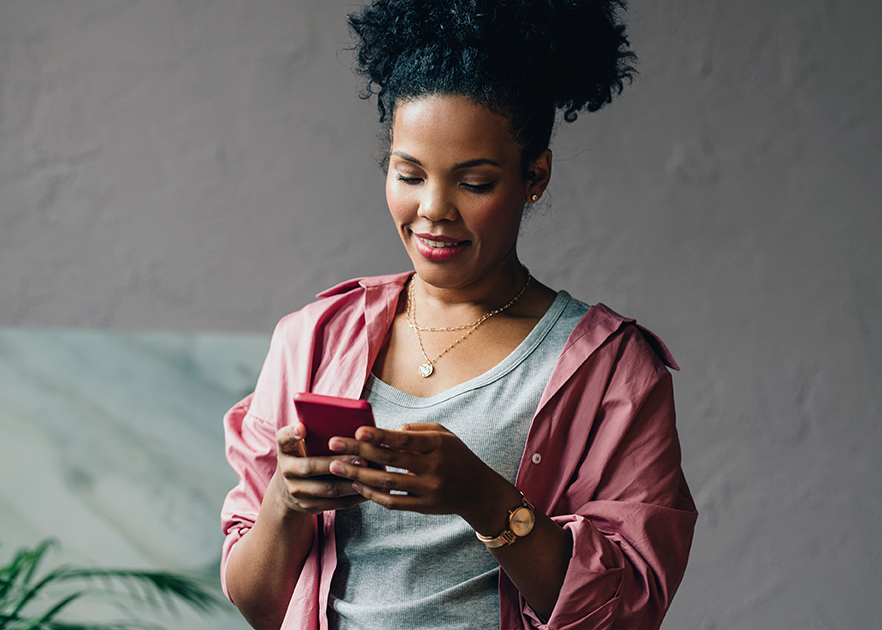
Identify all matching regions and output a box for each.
[329,291,589,630]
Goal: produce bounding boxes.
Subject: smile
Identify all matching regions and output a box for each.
[412,233,469,261]
[418,237,462,248]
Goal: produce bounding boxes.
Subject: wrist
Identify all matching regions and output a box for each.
[474,491,536,548]
[467,480,525,535]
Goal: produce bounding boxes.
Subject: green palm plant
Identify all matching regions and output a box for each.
[0,539,228,630]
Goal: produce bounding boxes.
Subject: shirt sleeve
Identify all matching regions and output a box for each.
[515,326,697,630]
[218,312,310,601]
[218,394,279,600]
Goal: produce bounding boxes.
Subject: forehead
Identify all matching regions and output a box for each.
[390,95,521,166]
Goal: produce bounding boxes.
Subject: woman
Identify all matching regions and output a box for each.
[221,1,697,629]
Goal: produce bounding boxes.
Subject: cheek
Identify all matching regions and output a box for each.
[385,178,410,225]
[470,195,524,235]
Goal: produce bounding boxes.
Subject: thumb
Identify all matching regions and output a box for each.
[277,423,307,456]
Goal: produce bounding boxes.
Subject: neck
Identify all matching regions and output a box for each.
[410,259,531,326]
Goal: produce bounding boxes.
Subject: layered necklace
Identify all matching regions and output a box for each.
[406,269,532,378]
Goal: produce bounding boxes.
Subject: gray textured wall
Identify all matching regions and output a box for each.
[1,1,880,628]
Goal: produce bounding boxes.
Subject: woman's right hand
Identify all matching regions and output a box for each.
[271,422,369,514]
[226,421,364,630]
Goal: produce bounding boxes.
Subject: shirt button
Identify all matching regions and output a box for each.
[531,453,542,464]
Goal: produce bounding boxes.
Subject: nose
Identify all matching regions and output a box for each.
[417,181,459,222]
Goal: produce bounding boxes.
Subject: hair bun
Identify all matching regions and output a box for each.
[349,0,635,122]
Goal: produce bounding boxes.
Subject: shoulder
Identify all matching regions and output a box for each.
[273,272,411,336]
[315,272,412,299]
[542,300,678,408]
[249,273,412,418]
[571,302,678,371]
[597,303,678,371]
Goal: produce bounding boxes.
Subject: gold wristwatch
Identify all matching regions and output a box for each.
[475,493,536,549]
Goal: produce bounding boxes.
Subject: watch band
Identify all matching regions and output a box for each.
[475,492,536,549]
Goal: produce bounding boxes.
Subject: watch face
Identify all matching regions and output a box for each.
[510,506,535,537]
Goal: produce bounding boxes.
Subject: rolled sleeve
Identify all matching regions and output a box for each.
[523,514,625,629]
[219,394,278,600]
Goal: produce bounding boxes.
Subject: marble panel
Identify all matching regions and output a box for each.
[0,328,270,629]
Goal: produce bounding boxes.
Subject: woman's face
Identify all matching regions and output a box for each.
[386,95,548,291]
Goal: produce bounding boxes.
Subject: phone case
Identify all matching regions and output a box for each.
[292,392,376,458]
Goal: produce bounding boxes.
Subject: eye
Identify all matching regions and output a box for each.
[462,182,495,193]
[396,174,422,184]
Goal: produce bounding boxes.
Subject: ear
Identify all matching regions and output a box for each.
[525,149,552,204]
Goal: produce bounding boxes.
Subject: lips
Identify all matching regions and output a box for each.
[412,232,469,261]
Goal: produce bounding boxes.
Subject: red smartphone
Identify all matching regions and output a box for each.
[292,392,376,459]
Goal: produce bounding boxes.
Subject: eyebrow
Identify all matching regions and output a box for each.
[391,152,501,170]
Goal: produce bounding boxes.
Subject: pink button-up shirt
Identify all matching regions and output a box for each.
[221,273,697,629]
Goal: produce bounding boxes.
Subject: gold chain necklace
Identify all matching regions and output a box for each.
[407,269,531,378]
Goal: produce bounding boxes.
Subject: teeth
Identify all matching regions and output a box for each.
[420,237,457,248]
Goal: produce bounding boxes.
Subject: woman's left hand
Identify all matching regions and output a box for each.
[327,422,508,527]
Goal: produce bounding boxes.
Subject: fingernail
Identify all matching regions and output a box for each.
[329,439,345,452]
[351,458,366,467]
[329,461,345,475]
[351,482,363,492]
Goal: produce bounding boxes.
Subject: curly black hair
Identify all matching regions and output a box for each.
[348,0,636,174]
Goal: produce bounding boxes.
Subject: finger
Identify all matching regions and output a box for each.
[329,459,398,485]
[288,489,369,514]
[288,475,366,500]
[354,426,441,454]
[281,472,371,510]
[284,454,366,479]
[395,422,448,433]
[328,459,432,498]
[350,482,431,513]
[327,436,421,470]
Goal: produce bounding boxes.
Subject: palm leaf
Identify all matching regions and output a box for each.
[15,591,84,630]
[56,568,223,615]
[8,566,82,622]
[0,540,227,630]
[0,541,54,602]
